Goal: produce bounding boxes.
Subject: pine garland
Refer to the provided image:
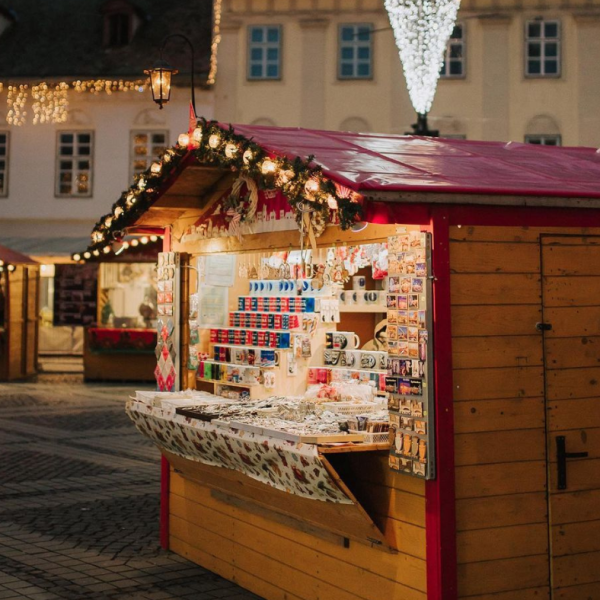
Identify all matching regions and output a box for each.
[76,118,363,259]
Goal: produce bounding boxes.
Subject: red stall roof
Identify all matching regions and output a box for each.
[230,125,600,199]
[0,244,38,266]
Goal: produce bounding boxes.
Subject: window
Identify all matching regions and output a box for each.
[525,134,561,146]
[56,132,93,197]
[440,24,465,78]
[338,24,373,79]
[247,25,281,80]
[131,131,168,178]
[526,20,560,76]
[107,13,131,47]
[0,132,8,196]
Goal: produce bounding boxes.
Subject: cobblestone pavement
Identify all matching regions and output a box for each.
[0,376,263,600]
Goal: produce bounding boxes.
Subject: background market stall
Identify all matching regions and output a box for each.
[81,239,161,382]
[80,123,600,600]
[0,244,39,381]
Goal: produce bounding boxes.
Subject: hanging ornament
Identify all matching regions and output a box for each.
[208,133,221,148]
[243,149,254,165]
[126,192,136,207]
[384,0,460,115]
[114,205,124,218]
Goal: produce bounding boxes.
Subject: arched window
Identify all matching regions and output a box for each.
[101,0,141,48]
[524,114,561,146]
[339,117,370,133]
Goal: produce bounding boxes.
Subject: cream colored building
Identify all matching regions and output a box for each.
[214,0,600,146]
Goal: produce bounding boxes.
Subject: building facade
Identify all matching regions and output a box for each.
[0,0,214,258]
[214,0,600,146]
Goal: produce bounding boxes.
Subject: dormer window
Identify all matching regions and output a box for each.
[101,0,141,48]
[108,13,131,46]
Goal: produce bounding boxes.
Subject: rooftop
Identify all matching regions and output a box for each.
[0,0,212,80]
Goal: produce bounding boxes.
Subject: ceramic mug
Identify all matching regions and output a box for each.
[352,276,366,290]
[340,349,358,368]
[365,291,378,304]
[324,349,341,366]
[326,331,360,350]
[360,351,378,370]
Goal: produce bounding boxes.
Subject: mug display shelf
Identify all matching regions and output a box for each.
[210,343,287,352]
[339,305,387,313]
[202,359,275,370]
[198,378,259,387]
[220,325,300,333]
[320,365,387,375]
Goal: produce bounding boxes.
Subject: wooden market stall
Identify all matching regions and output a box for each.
[81,241,160,382]
[0,244,39,381]
[81,124,600,600]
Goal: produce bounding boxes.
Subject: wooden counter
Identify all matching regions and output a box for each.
[165,441,427,600]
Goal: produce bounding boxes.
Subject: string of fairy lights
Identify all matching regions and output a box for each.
[0,260,16,274]
[0,0,224,125]
[71,118,363,262]
[1,80,149,126]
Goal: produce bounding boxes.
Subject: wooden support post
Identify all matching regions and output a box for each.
[426,206,458,600]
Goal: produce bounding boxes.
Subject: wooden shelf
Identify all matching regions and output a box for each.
[339,305,387,313]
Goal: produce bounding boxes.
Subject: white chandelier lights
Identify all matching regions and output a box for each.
[384,0,460,115]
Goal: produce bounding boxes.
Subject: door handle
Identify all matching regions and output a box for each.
[556,435,589,490]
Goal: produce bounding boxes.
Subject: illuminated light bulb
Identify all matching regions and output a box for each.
[0,259,4,266]
[150,235,158,242]
[243,149,254,165]
[103,246,111,254]
[126,193,136,207]
[72,253,81,261]
[93,249,100,257]
[140,236,149,245]
[261,159,277,175]
[104,216,113,228]
[163,148,175,162]
[150,162,162,175]
[304,178,320,198]
[192,127,203,144]
[122,242,130,250]
[208,134,221,149]
[114,206,123,218]
[137,178,146,191]
[278,169,295,184]
[178,133,190,147]
[131,239,139,247]
[7,264,16,272]
[225,143,238,158]
[326,195,338,210]
[83,252,91,259]
[384,0,460,115]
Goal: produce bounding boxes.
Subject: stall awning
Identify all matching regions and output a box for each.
[0,243,38,266]
[229,125,600,199]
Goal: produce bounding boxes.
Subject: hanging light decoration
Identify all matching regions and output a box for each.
[144,60,178,109]
[177,133,190,147]
[192,127,203,145]
[208,133,221,149]
[224,143,238,158]
[384,0,460,116]
[243,149,254,165]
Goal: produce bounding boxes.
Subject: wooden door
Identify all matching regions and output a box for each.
[541,235,600,599]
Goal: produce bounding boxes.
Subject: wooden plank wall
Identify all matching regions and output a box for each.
[7,266,25,379]
[449,225,600,599]
[450,225,549,600]
[170,459,427,600]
